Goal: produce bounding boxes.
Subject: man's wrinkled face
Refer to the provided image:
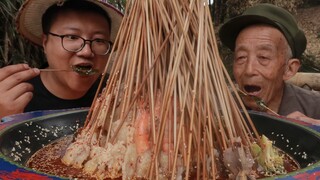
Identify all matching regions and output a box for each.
[233,25,289,111]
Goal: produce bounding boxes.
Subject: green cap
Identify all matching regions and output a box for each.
[219,3,306,58]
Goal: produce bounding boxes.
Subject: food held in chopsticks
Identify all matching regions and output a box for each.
[71,65,99,75]
[39,65,99,76]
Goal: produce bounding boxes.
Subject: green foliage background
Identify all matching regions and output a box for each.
[1,0,319,73]
[0,0,45,67]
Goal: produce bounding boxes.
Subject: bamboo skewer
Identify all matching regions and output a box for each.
[40,67,100,75]
[62,0,266,179]
[39,69,70,72]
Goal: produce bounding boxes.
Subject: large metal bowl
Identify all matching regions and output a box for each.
[0,109,320,179]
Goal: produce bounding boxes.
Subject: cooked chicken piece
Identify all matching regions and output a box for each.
[122,143,138,179]
[61,137,90,168]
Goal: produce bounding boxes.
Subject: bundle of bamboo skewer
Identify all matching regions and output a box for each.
[60,0,265,179]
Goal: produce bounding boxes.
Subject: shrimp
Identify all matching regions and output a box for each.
[159,98,184,178]
[134,102,151,155]
[134,95,178,178]
[131,100,152,178]
[162,121,174,153]
[161,95,179,154]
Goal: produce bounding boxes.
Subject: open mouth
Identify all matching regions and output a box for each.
[244,85,261,95]
[71,64,99,76]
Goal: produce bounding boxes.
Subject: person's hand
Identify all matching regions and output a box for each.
[286,111,320,125]
[0,64,40,119]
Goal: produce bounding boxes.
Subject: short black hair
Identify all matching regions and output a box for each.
[42,0,111,34]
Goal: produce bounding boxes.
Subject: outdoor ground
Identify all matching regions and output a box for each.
[296,5,320,63]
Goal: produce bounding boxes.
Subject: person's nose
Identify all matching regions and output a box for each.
[244,58,258,76]
[77,41,94,57]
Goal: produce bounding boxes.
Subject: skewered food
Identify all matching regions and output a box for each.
[26,0,300,179]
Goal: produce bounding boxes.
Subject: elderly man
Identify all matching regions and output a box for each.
[219,3,320,122]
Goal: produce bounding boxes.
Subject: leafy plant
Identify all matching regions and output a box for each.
[224,0,303,18]
[0,0,45,68]
[105,0,126,12]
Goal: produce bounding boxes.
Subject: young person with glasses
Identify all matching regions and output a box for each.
[0,0,123,119]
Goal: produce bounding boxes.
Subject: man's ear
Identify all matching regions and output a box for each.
[283,58,301,81]
[42,34,48,54]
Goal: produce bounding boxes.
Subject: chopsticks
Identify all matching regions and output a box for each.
[39,69,71,72]
[237,88,279,116]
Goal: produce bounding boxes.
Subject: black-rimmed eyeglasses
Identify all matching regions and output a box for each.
[48,32,112,55]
